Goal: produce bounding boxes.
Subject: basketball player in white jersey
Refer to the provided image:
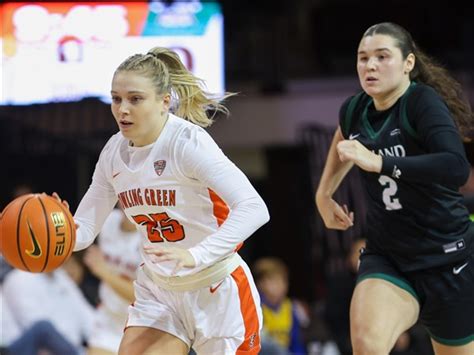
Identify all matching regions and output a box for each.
[64,47,270,354]
[84,206,141,355]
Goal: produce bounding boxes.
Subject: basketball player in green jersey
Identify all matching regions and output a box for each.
[316,22,473,355]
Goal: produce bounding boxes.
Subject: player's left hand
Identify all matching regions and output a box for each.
[337,139,382,173]
[143,245,196,275]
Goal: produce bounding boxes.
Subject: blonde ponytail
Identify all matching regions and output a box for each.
[115,47,235,127]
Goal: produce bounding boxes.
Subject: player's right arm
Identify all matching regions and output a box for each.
[316,126,354,230]
[73,139,118,251]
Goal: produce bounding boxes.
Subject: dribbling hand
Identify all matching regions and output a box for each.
[51,192,79,230]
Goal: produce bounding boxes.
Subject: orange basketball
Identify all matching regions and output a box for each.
[0,193,76,273]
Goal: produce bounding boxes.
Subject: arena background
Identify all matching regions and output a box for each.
[2,0,473,304]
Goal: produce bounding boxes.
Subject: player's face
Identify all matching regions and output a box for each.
[111,71,170,147]
[357,34,413,101]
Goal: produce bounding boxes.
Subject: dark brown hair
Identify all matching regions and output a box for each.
[363,22,473,140]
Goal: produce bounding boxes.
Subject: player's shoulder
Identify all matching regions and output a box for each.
[92,133,125,179]
[168,113,215,147]
[406,82,443,105]
[169,113,207,133]
[98,131,125,158]
[104,131,125,149]
[339,91,367,135]
[340,91,369,116]
[410,82,437,95]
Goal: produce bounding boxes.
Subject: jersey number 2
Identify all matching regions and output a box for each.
[378,175,402,210]
[132,212,185,242]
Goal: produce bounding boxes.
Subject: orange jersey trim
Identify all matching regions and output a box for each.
[232,266,261,354]
[208,189,230,226]
[208,189,244,252]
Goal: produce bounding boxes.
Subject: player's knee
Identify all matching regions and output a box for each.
[352,335,391,355]
[351,324,392,355]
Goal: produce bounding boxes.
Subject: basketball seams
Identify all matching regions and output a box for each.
[55,198,75,265]
[4,193,75,273]
[16,195,35,272]
[37,195,51,273]
[2,201,13,216]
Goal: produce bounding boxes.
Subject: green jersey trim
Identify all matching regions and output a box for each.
[361,103,393,140]
[343,81,420,140]
[400,82,420,140]
[357,272,420,303]
[342,92,364,137]
[427,330,474,346]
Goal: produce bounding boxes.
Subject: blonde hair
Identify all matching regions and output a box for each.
[115,47,234,127]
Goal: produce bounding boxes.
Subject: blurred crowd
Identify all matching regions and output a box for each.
[2,167,473,355]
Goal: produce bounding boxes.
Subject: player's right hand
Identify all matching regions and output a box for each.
[51,192,79,230]
[317,196,354,230]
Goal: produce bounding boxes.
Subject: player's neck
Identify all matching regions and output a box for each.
[373,81,411,111]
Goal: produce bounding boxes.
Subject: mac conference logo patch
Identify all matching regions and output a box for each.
[154,160,166,176]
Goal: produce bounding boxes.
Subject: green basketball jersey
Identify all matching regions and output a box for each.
[340,82,472,271]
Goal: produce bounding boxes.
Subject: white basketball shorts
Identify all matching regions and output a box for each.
[126,260,262,355]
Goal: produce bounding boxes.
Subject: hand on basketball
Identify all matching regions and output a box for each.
[51,192,70,210]
[317,195,354,230]
[2,194,76,273]
[337,139,382,173]
[143,245,196,275]
[51,192,79,230]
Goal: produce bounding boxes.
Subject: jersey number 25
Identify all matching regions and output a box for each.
[132,212,185,242]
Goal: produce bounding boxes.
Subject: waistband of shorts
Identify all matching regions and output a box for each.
[142,253,242,292]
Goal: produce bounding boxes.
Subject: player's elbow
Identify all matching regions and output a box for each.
[257,196,270,226]
[261,205,270,227]
[453,155,471,187]
[245,195,270,227]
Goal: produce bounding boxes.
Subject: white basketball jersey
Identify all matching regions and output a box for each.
[74,114,269,278]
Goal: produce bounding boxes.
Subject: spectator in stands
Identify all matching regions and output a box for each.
[254,257,309,355]
[84,206,142,355]
[2,262,95,354]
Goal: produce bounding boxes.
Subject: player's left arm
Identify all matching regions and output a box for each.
[144,127,270,272]
[380,86,470,187]
[172,127,270,269]
[185,129,269,268]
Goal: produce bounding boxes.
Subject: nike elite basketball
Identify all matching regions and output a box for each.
[0,194,76,272]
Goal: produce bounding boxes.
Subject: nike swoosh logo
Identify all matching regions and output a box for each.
[112,172,121,178]
[210,280,224,293]
[349,133,360,140]
[453,262,469,275]
[25,219,42,258]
